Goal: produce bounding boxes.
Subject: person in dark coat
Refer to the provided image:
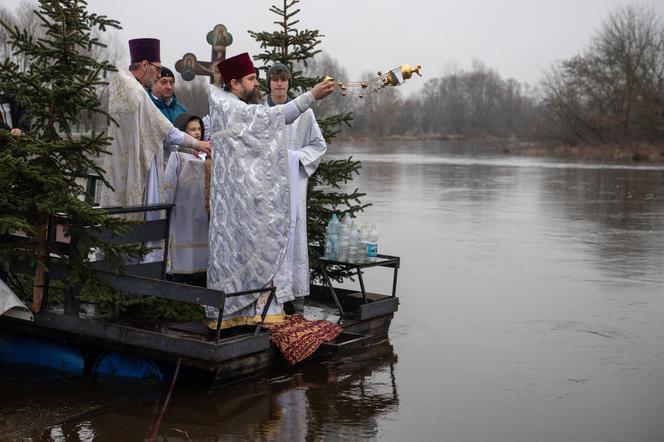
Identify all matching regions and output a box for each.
[0,93,31,135]
[149,66,187,124]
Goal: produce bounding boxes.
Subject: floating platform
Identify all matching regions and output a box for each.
[0,204,400,386]
[0,285,398,385]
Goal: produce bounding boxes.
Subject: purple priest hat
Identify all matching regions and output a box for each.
[129,38,160,64]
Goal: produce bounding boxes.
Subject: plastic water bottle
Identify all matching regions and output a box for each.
[330,213,341,236]
[357,223,370,263]
[341,214,353,235]
[324,214,340,259]
[324,235,333,259]
[367,224,378,262]
[348,228,359,263]
[337,233,349,262]
[331,233,339,260]
[327,227,339,260]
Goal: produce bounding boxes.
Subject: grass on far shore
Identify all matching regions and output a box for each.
[336,133,664,162]
[511,143,664,162]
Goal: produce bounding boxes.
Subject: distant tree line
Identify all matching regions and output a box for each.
[345,61,539,139]
[538,5,664,146]
[3,2,662,148]
[337,5,663,147]
[307,4,664,147]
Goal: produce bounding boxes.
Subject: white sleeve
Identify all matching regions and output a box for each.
[297,115,327,177]
[202,115,211,141]
[162,153,180,205]
[283,92,315,124]
[165,127,198,148]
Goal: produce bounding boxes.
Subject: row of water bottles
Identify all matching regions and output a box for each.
[324,213,379,263]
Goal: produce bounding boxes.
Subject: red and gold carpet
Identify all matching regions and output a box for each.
[263,314,342,365]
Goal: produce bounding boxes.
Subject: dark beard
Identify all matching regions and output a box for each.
[243,88,264,104]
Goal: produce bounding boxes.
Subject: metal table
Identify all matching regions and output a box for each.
[319,254,400,319]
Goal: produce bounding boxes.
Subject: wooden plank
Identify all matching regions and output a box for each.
[10,260,162,282]
[123,262,163,279]
[97,203,173,215]
[87,220,168,244]
[0,234,72,255]
[358,297,400,321]
[33,311,270,362]
[9,260,68,280]
[94,270,225,307]
[94,270,271,306]
[320,332,371,353]
[92,261,163,279]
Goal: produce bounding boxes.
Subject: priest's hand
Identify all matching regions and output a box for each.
[195,140,211,156]
[311,79,336,100]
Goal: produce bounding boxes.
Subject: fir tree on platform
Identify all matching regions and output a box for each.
[0,0,142,313]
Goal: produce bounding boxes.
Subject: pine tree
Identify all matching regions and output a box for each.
[249,0,370,282]
[0,0,140,311]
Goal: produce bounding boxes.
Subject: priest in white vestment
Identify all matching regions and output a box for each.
[206,53,335,328]
[267,63,327,309]
[100,38,211,223]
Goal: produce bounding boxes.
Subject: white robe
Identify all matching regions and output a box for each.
[273,109,327,302]
[100,70,173,221]
[162,152,209,274]
[206,86,315,326]
[100,70,200,264]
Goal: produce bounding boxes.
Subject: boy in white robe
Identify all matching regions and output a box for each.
[267,63,327,312]
[162,114,209,285]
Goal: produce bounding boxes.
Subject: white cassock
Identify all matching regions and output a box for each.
[273,109,326,301]
[162,152,209,274]
[100,70,199,260]
[206,86,316,328]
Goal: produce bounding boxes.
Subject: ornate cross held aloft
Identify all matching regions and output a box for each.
[175,24,233,87]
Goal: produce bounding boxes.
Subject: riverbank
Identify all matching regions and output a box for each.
[508,142,664,162]
[336,134,664,162]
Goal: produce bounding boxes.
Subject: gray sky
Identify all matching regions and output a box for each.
[5,0,664,92]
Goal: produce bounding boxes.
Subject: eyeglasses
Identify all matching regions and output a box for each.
[147,62,162,75]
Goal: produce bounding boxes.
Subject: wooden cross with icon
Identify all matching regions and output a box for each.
[175,24,233,86]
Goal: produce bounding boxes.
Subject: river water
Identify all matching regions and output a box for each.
[2,141,663,441]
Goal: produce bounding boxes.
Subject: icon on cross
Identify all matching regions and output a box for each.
[175,24,233,86]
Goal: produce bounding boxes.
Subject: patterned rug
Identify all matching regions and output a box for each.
[263,314,342,365]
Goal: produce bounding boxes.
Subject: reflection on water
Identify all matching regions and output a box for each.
[0,363,160,441]
[331,140,664,442]
[2,140,664,441]
[32,343,398,441]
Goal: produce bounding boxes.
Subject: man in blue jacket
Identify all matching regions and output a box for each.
[150,66,187,124]
[150,66,188,160]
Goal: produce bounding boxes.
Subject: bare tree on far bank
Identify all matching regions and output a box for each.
[5,1,662,156]
[344,61,538,140]
[539,5,664,147]
[1,1,125,134]
[299,52,352,121]
[335,4,664,154]
[1,2,45,71]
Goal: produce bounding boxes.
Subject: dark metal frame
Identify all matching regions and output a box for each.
[319,254,400,318]
[2,174,276,347]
